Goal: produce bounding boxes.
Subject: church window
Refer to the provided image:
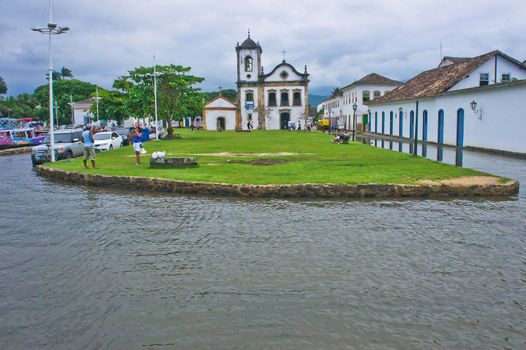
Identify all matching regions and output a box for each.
[373,90,381,99]
[245,91,254,109]
[280,71,289,80]
[362,90,370,103]
[479,73,489,86]
[280,91,289,106]
[293,91,302,106]
[245,56,253,72]
[247,74,251,79]
[268,92,277,106]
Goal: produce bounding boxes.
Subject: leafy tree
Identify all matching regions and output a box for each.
[0,94,39,119]
[89,89,127,124]
[0,76,7,95]
[33,79,98,124]
[117,65,204,138]
[205,88,237,102]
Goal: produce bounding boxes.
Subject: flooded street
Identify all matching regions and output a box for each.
[1,152,525,349]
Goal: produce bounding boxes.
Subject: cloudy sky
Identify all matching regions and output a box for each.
[1,0,525,96]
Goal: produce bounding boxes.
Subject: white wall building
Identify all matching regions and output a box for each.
[368,50,526,154]
[71,98,95,126]
[202,95,237,131]
[236,33,310,130]
[319,73,402,130]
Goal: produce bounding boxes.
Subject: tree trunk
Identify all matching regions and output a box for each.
[166,116,174,139]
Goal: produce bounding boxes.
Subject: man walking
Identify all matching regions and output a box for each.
[82,126,96,169]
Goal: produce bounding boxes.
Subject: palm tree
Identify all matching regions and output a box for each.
[61,67,73,79]
[331,87,341,98]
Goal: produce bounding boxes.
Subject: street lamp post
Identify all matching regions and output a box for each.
[94,87,101,122]
[31,0,69,162]
[153,55,159,140]
[352,102,357,141]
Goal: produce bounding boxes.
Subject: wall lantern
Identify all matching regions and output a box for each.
[470,100,482,120]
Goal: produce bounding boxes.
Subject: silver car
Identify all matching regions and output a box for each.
[31,128,84,165]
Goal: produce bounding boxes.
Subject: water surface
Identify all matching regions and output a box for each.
[1,152,525,349]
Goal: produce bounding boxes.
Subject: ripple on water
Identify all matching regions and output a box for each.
[1,154,526,349]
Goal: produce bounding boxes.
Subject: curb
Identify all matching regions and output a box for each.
[35,166,520,199]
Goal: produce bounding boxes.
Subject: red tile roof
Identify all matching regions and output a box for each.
[341,73,402,90]
[369,50,525,105]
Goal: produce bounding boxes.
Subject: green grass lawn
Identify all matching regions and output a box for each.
[46,129,491,185]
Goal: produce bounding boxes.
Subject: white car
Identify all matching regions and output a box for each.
[94,131,123,151]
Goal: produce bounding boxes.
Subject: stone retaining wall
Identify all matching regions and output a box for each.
[0,147,32,156]
[35,166,519,199]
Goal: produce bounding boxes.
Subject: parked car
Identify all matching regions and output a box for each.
[113,127,133,146]
[31,128,84,165]
[94,131,123,151]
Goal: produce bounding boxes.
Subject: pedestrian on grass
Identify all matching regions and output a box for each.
[130,125,143,165]
[82,126,96,169]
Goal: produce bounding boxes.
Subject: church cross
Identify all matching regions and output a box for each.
[281,49,287,61]
[218,85,223,96]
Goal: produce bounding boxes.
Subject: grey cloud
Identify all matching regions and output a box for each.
[1,0,525,96]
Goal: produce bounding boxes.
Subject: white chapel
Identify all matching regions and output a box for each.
[235,32,310,130]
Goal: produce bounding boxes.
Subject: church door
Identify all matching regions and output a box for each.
[217,117,225,131]
[280,112,290,130]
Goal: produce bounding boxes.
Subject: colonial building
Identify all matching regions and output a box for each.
[202,95,237,131]
[319,73,402,130]
[368,50,526,154]
[236,33,310,130]
[71,98,95,126]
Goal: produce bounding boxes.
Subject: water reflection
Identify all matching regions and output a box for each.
[365,136,465,167]
[437,145,444,162]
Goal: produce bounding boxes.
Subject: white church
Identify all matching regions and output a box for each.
[203,32,310,131]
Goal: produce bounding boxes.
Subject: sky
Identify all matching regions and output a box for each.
[1,0,525,97]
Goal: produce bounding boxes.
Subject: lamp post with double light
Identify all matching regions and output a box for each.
[31,0,69,162]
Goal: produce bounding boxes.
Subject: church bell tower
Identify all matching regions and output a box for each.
[235,30,262,83]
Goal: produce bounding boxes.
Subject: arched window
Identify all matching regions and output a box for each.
[456,108,464,147]
[268,91,277,107]
[410,111,415,140]
[245,91,254,110]
[437,109,444,145]
[293,91,302,106]
[245,56,253,72]
[422,110,428,141]
[280,91,289,106]
[373,90,381,99]
[389,111,394,135]
[362,90,370,103]
[381,111,385,134]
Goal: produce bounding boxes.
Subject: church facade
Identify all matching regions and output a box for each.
[236,33,310,130]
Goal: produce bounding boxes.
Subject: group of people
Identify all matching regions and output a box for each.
[331,131,351,144]
[287,120,312,132]
[81,124,144,169]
